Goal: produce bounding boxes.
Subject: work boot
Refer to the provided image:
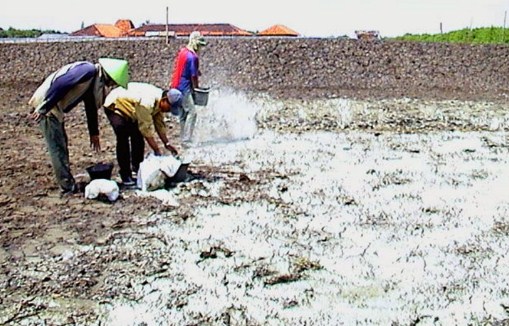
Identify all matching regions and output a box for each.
[60,183,83,197]
[121,177,137,189]
[181,141,192,149]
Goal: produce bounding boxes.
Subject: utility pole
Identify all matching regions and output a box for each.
[502,10,507,43]
[166,6,169,44]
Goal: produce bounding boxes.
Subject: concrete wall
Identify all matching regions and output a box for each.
[1,38,509,102]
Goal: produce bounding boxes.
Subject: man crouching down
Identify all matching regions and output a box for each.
[103,82,182,187]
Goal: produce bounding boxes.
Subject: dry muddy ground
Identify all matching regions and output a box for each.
[1,87,509,325]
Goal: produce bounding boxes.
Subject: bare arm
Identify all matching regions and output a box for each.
[145,136,162,156]
[156,129,178,156]
[191,76,199,90]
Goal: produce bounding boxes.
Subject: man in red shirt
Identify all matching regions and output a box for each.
[169,31,207,147]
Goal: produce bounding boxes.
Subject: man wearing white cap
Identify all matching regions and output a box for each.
[169,31,207,147]
[103,82,182,187]
[28,58,129,195]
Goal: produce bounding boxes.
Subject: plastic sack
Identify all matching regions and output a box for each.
[137,154,182,192]
[84,179,120,202]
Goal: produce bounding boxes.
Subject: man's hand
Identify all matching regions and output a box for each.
[90,135,101,152]
[30,111,44,123]
[164,142,178,156]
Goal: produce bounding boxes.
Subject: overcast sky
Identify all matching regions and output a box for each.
[1,0,508,37]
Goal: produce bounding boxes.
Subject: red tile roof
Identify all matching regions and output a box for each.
[115,19,135,33]
[258,24,299,37]
[70,19,134,37]
[130,23,253,37]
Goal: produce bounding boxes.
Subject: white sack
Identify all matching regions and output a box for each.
[85,179,120,202]
[159,155,181,178]
[137,154,182,192]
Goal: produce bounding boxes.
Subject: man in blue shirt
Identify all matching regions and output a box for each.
[170,31,207,147]
[29,58,129,195]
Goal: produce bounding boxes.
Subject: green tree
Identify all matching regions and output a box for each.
[389,26,509,44]
[0,27,64,38]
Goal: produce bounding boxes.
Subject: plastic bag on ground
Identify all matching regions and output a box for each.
[84,179,120,202]
[137,154,182,192]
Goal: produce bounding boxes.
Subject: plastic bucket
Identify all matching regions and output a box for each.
[166,163,190,186]
[193,88,209,106]
[86,163,114,180]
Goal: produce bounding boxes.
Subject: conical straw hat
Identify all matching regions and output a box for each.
[99,58,129,88]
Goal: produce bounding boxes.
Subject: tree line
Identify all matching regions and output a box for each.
[390,27,509,44]
[0,27,64,38]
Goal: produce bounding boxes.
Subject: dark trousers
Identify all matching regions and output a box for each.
[105,109,145,181]
[40,114,75,192]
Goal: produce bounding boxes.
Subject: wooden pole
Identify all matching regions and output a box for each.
[502,10,507,43]
[166,6,169,44]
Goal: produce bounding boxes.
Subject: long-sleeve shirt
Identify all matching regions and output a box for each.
[103,82,167,139]
[28,61,107,136]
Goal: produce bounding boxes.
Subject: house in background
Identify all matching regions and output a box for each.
[257,24,299,37]
[70,19,134,37]
[355,30,380,41]
[129,23,252,37]
[69,20,300,38]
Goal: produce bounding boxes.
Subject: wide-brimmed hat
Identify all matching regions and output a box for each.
[99,58,129,88]
[189,31,207,46]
